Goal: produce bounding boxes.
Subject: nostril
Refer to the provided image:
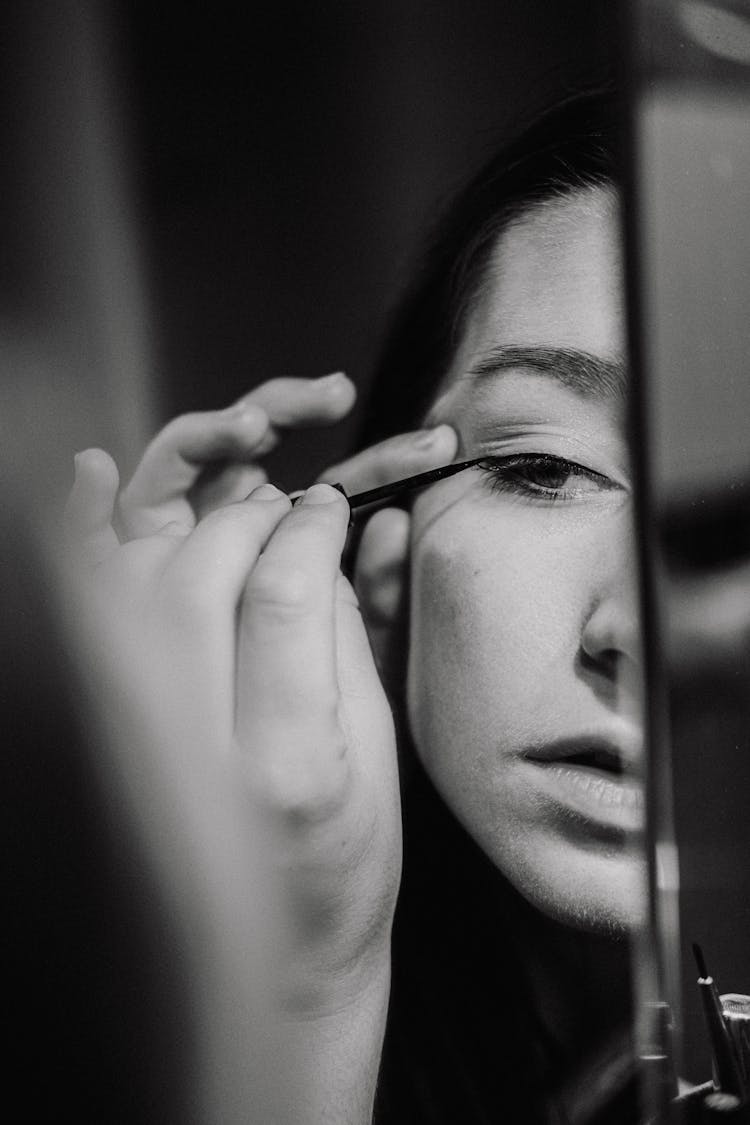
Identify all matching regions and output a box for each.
[579,646,619,680]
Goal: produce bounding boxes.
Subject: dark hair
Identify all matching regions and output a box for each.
[361,84,622,447]
[371,87,637,1125]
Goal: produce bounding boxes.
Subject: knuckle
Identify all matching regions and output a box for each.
[257,740,350,826]
[246,563,315,616]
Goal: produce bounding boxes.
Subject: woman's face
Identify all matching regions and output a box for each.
[408,185,645,932]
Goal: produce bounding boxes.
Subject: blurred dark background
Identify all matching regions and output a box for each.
[118,0,618,484]
[1,1,620,490]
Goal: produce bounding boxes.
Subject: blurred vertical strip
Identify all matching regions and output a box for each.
[619,2,684,1114]
[626,0,750,1102]
[1,0,156,513]
[0,8,173,1117]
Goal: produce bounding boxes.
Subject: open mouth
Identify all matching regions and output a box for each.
[523,737,635,775]
[561,745,625,776]
[522,736,644,831]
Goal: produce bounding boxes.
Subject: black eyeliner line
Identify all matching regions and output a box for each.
[343,457,485,510]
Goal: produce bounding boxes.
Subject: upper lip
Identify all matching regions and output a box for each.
[522,734,642,776]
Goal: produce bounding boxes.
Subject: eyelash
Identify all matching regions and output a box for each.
[475,453,616,503]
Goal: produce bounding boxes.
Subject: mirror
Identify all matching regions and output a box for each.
[629,0,750,1117]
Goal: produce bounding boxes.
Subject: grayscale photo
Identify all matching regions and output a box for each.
[3,2,749,1122]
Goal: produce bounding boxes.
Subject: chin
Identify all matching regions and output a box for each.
[505,839,649,937]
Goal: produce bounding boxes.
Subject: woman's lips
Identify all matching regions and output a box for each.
[521,737,645,835]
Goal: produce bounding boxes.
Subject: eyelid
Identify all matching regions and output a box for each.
[477,452,616,485]
[474,452,625,501]
[470,439,631,491]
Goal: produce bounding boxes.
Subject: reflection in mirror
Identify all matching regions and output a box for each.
[364,89,648,1125]
[630,0,750,1119]
[2,3,664,1123]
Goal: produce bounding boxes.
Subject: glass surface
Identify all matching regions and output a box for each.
[630,0,750,1114]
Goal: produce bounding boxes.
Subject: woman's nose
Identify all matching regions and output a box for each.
[580,593,641,678]
[579,532,641,678]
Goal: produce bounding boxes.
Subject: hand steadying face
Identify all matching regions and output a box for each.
[407,186,646,933]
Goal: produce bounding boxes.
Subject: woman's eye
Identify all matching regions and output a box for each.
[476,454,618,502]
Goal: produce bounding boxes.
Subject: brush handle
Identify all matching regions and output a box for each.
[345,457,483,510]
[699,979,745,1099]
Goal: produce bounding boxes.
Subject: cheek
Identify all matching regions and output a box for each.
[407,514,583,765]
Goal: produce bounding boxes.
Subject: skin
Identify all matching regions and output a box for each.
[409,185,646,932]
[66,182,645,1119]
[66,458,400,1124]
[83,187,645,946]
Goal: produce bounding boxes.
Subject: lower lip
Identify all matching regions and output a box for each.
[525,760,645,835]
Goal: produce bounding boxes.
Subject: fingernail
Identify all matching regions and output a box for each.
[300,483,340,506]
[414,424,451,450]
[315,371,347,390]
[251,483,283,501]
[73,450,91,477]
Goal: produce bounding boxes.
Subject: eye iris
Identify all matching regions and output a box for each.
[518,460,571,490]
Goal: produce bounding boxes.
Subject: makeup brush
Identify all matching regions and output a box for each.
[693,942,745,1099]
[720,996,750,1099]
[694,943,710,980]
[336,457,486,511]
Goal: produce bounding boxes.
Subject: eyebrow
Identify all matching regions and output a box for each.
[466,344,626,400]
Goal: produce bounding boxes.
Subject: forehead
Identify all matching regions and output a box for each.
[453,186,625,375]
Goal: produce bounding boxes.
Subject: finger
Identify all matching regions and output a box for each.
[126,486,291,761]
[354,508,410,677]
[236,484,351,798]
[354,508,410,630]
[164,484,292,614]
[119,373,355,535]
[64,448,121,564]
[192,462,268,520]
[238,371,355,432]
[119,404,271,534]
[234,372,355,457]
[318,423,457,494]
